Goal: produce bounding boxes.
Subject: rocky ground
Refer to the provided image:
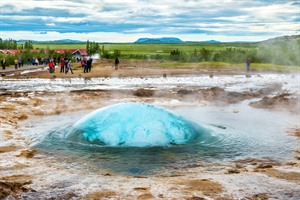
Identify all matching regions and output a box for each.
[1,64,300,199]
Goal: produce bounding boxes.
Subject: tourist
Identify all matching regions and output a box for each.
[246,58,251,72]
[44,57,49,65]
[38,57,42,65]
[1,58,6,70]
[81,59,84,68]
[81,59,87,73]
[60,58,65,73]
[35,58,39,66]
[49,59,54,73]
[64,58,68,72]
[114,57,119,70]
[65,59,74,74]
[14,58,18,69]
[87,57,93,72]
[18,58,22,68]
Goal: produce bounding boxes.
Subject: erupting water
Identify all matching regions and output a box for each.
[66,102,204,147]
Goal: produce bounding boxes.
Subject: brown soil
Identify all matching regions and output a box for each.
[133,88,155,97]
[16,149,37,158]
[0,175,33,199]
[85,190,118,199]
[133,187,150,191]
[246,193,269,200]
[294,129,300,138]
[173,179,223,197]
[0,146,21,153]
[7,60,207,79]
[231,158,300,184]
[137,193,154,200]
[249,93,299,112]
[0,181,33,199]
[259,168,300,182]
[5,58,273,79]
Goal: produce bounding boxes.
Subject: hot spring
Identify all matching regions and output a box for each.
[65,102,205,147]
[24,101,299,176]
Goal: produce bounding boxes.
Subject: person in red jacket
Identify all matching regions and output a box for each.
[49,59,54,73]
[60,58,65,73]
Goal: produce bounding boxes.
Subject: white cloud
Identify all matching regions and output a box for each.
[0,0,299,42]
[46,23,56,27]
[244,2,300,22]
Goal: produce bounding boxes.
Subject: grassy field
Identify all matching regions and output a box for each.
[100,43,257,55]
[31,41,299,67]
[32,43,86,49]
[33,42,257,55]
[156,61,299,72]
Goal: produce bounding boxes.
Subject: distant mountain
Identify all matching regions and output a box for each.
[52,39,84,43]
[200,40,221,43]
[134,37,183,43]
[185,40,221,43]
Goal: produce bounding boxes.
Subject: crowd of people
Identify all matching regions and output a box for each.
[2,56,251,74]
[57,58,73,74]
[51,56,94,74]
[14,58,24,69]
[81,57,93,73]
[26,57,52,66]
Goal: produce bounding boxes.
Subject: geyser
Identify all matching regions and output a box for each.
[66,102,204,147]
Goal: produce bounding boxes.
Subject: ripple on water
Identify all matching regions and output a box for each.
[26,102,300,176]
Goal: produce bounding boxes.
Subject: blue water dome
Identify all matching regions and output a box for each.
[66,102,204,147]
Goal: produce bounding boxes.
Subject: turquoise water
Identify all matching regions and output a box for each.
[32,102,299,176]
[66,102,205,147]
[35,124,240,175]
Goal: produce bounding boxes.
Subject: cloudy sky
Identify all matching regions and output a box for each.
[0,0,299,42]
